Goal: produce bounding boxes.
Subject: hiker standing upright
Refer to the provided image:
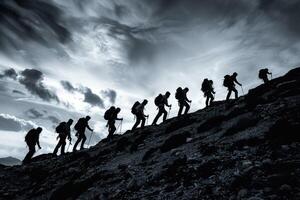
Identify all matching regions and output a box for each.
[73,116,93,152]
[259,68,272,83]
[23,127,42,164]
[201,79,215,107]
[132,99,149,130]
[224,72,242,101]
[105,107,123,140]
[176,87,192,116]
[53,119,73,156]
[152,91,172,125]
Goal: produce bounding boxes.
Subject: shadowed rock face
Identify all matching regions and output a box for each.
[0,68,300,199]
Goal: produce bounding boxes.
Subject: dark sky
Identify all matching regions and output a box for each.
[0,0,299,159]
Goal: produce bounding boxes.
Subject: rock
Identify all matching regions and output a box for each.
[237,189,248,199]
[280,184,292,192]
[160,133,188,153]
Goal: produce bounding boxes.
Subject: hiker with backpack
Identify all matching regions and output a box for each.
[259,68,272,83]
[201,79,215,107]
[104,107,123,140]
[224,72,242,101]
[132,99,149,130]
[23,127,43,164]
[152,91,172,125]
[176,87,192,116]
[73,116,93,152]
[53,119,73,156]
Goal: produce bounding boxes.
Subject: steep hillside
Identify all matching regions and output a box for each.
[0,68,300,200]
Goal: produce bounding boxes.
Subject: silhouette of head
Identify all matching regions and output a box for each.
[233,72,238,77]
[209,80,213,84]
[116,107,121,113]
[265,68,269,71]
[36,127,42,133]
[67,119,73,125]
[165,91,170,97]
[142,99,148,105]
[85,116,91,121]
[184,87,189,92]
[204,78,208,81]
[110,106,116,110]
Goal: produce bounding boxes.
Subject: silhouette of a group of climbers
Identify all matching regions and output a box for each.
[22,68,272,164]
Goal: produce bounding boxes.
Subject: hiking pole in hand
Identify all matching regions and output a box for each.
[240,85,245,95]
[167,105,172,119]
[88,130,94,147]
[119,120,123,134]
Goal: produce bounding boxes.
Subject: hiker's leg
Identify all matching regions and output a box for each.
[23,145,35,163]
[178,103,183,116]
[80,134,86,149]
[206,96,209,107]
[162,109,168,122]
[226,89,232,101]
[53,140,61,155]
[73,135,82,151]
[233,87,238,99]
[132,117,141,130]
[61,139,66,154]
[263,77,268,83]
[184,101,190,114]
[141,116,146,128]
[152,110,162,125]
[210,93,214,105]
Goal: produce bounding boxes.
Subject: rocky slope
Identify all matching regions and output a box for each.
[0,68,300,200]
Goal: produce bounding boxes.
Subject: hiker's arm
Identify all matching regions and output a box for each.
[67,132,71,141]
[165,100,171,107]
[37,140,41,149]
[235,79,242,86]
[117,117,123,121]
[87,124,93,132]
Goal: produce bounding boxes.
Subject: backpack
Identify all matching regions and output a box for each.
[104,107,115,120]
[25,129,35,143]
[131,101,140,115]
[223,75,231,87]
[74,118,85,131]
[201,79,210,92]
[175,87,184,100]
[55,122,66,134]
[154,94,163,106]
[258,69,266,79]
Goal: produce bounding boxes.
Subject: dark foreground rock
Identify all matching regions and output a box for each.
[1,68,300,200]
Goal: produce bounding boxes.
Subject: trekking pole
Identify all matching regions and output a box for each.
[240,85,245,95]
[87,131,93,147]
[167,105,172,118]
[120,120,123,134]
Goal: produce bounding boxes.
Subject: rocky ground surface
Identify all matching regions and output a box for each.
[0,68,300,200]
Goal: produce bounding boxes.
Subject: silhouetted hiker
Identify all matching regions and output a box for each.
[132,100,149,130]
[202,79,215,107]
[224,72,242,101]
[176,87,192,116]
[259,68,272,83]
[152,91,172,125]
[23,127,42,164]
[53,119,73,156]
[73,116,93,152]
[106,107,123,140]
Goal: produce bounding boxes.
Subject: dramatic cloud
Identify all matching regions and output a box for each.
[47,116,61,125]
[101,89,117,104]
[0,0,71,54]
[0,114,34,132]
[25,108,44,119]
[82,87,104,108]
[0,68,17,80]
[19,69,59,102]
[60,80,76,92]
[12,90,25,95]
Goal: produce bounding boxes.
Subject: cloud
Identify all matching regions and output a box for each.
[0,114,34,132]
[82,87,104,108]
[25,109,44,119]
[19,69,59,102]
[12,90,25,95]
[60,80,76,92]
[0,0,71,54]
[101,89,117,104]
[47,116,61,125]
[0,68,18,80]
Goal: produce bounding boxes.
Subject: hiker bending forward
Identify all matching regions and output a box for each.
[23,127,42,164]
[152,92,172,125]
[53,119,73,155]
[132,100,149,130]
[73,116,93,152]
